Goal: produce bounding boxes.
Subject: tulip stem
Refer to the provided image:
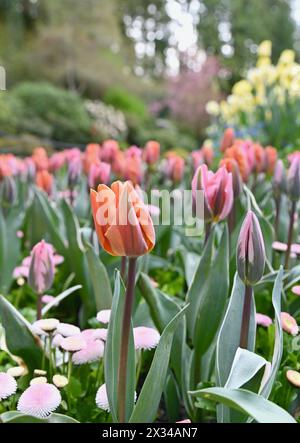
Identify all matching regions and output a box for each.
[285,201,296,269]
[120,256,127,281]
[37,294,42,320]
[239,285,252,349]
[204,222,211,244]
[117,257,137,423]
[274,196,281,237]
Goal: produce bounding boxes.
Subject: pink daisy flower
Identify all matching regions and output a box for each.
[286,370,300,388]
[272,241,287,252]
[72,340,104,365]
[95,384,110,411]
[256,313,272,327]
[95,384,137,412]
[96,309,111,324]
[176,419,192,423]
[17,383,61,419]
[292,286,300,296]
[291,244,300,255]
[281,312,299,336]
[41,295,56,304]
[60,335,86,352]
[52,333,63,348]
[13,265,29,279]
[56,323,80,337]
[0,372,17,400]
[133,327,160,350]
[81,328,107,342]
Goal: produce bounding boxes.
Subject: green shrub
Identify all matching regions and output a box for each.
[103,86,148,119]
[10,82,93,142]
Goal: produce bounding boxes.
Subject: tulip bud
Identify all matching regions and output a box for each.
[35,170,54,195]
[287,157,300,201]
[28,240,55,294]
[143,141,160,165]
[192,164,233,222]
[68,157,82,188]
[220,158,242,197]
[88,162,111,188]
[272,159,286,196]
[220,128,235,152]
[237,211,265,285]
[0,175,17,207]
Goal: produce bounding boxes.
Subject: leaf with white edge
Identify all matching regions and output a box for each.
[260,267,284,398]
[190,387,296,423]
[186,231,214,339]
[0,295,43,371]
[85,243,112,311]
[0,411,79,423]
[225,348,267,390]
[42,285,82,316]
[216,273,256,387]
[129,305,188,423]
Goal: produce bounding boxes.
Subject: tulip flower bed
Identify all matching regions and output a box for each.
[0,137,299,424]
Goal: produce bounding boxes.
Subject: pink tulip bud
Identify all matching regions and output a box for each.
[272,159,286,196]
[165,153,185,184]
[88,162,111,188]
[0,176,17,206]
[68,156,82,188]
[287,156,300,201]
[101,140,120,163]
[192,164,233,222]
[236,211,265,285]
[28,240,55,294]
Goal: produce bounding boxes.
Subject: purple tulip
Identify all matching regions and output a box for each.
[237,211,265,285]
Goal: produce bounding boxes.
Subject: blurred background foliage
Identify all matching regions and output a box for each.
[0,0,298,151]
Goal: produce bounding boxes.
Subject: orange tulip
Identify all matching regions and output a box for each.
[253,143,266,173]
[35,170,54,195]
[265,146,277,174]
[32,147,49,171]
[83,143,101,173]
[224,144,250,182]
[90,181,155,257]
[220,128,235,152]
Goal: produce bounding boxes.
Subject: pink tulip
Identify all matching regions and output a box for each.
[191,150,203,171]
[143,141,160,165]
[101,139,120,163]
[192,164,233,222]
[236,211,265,285]
[28,240,55,295]
[49,152,66,173]
[88,162,111,188]
[165,153,185,183]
